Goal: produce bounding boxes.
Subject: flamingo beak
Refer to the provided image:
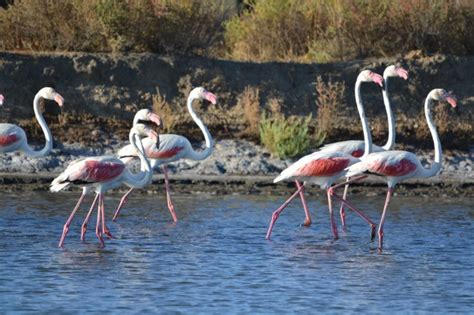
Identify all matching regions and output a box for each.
[396,67,409,80]
[203,91,217,105]
[54,93,64,107]
[371,73,384,87]
[446,96,457,108]
[148,112,162,128]
[147,129,159,144]
[0,94,4,106]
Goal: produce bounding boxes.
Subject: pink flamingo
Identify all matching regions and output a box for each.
[289,66,409,229]
[0,94,4,105]
[266,70,384,240]
[51,112,159,247]
[112,87,217,223]
[0,87,64,156]
[341,89,457,251]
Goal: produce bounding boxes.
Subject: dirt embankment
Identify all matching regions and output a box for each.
[0,51,472,150]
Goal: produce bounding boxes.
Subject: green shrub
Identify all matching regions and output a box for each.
[259,111,312,159]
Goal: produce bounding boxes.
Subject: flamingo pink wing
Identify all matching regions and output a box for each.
[67,160,125,183]
[295,157,351,177]
[351,149,364,158]
[148,146,184,159]
[0,134,19,146]
[369,158,417,177]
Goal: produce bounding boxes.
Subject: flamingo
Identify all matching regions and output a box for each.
[279,66,408,230]
[0,94,4,105]
[0,87,64,156]
[111,87,217,223]
[51,110,160,247]
[339,89,457,251]
[266,70,384,240]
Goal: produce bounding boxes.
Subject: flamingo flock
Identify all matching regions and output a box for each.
[0,67,457,252]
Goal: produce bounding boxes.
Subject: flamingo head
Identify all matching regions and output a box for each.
[384,65,409,80]
[134,123,159,143]
[190,87,217,105]
[38,87,64,107]
[0,94,4,106]
[431,89,457,108]
[359,70,384,87]
[133,108,162,128]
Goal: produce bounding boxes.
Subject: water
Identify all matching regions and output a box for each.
[0,191,472,313]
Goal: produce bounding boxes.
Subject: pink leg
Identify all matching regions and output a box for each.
[81,194,99,241]
[112,188,134,221]
[378,187,394,252]
[266,184,305,240]
[162,166,178,223]
[326,188,339,239]
[328,181,377,241]
[95,194,105,247]
[339,178,350,228]
[100,196,114,239]
[58,192,86,248]
[296,180,311,227]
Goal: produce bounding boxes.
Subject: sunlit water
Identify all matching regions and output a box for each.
[0,191,472,313]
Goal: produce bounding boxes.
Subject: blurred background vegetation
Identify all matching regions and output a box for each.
[0,0,473,63]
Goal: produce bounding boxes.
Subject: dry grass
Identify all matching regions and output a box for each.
[0,0,226,54]
[237,86,261,138]
[314,76,346,143]
[224,0,474,62]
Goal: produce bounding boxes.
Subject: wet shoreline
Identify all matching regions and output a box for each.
[1,172,472,197]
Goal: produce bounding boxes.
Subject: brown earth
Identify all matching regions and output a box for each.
[0,51,472,151]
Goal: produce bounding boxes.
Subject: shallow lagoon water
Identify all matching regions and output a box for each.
[0,191,472,313]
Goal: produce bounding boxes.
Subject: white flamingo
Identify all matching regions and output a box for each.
[282,65,408,229]
[51,110,161,247]
[111,87,217,223]
[0,87,64,156]
[267,70,384,240]
[339,89,457,251]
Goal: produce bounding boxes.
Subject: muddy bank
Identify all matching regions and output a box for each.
[0,51,472,150]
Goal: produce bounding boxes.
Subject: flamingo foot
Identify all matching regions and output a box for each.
[81,223,88,241]
[58,226,69,248]
[96,232,105,248]
[104,226,115,239]
[300,218,312,227]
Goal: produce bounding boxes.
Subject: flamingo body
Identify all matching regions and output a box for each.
[0,124,25,152]
[274,151,359,189]
[118,134,191,167]
[347,151,423,186]
[51,156,127,192]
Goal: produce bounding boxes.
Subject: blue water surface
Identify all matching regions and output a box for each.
[0,191,472,313]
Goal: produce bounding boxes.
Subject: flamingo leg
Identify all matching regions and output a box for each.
[112,188,134,222]
[58,192,86,248]
[81,194,99,241]
[295,180,311,227]
[162,166,178,223]
[100,196,114,239]
[329,189,377,241]
[378,187,394,252]
[339,178,350,228]
[95,193,105,247]
[266,184,305,240]
[326,188,339,239]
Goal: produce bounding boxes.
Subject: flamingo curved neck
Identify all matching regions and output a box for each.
[382,74,396,150]
[186,94,213,161]
[419,95,442,177]
[22,93,53,157]
[123,131,152,188]
[355,79,372,158]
